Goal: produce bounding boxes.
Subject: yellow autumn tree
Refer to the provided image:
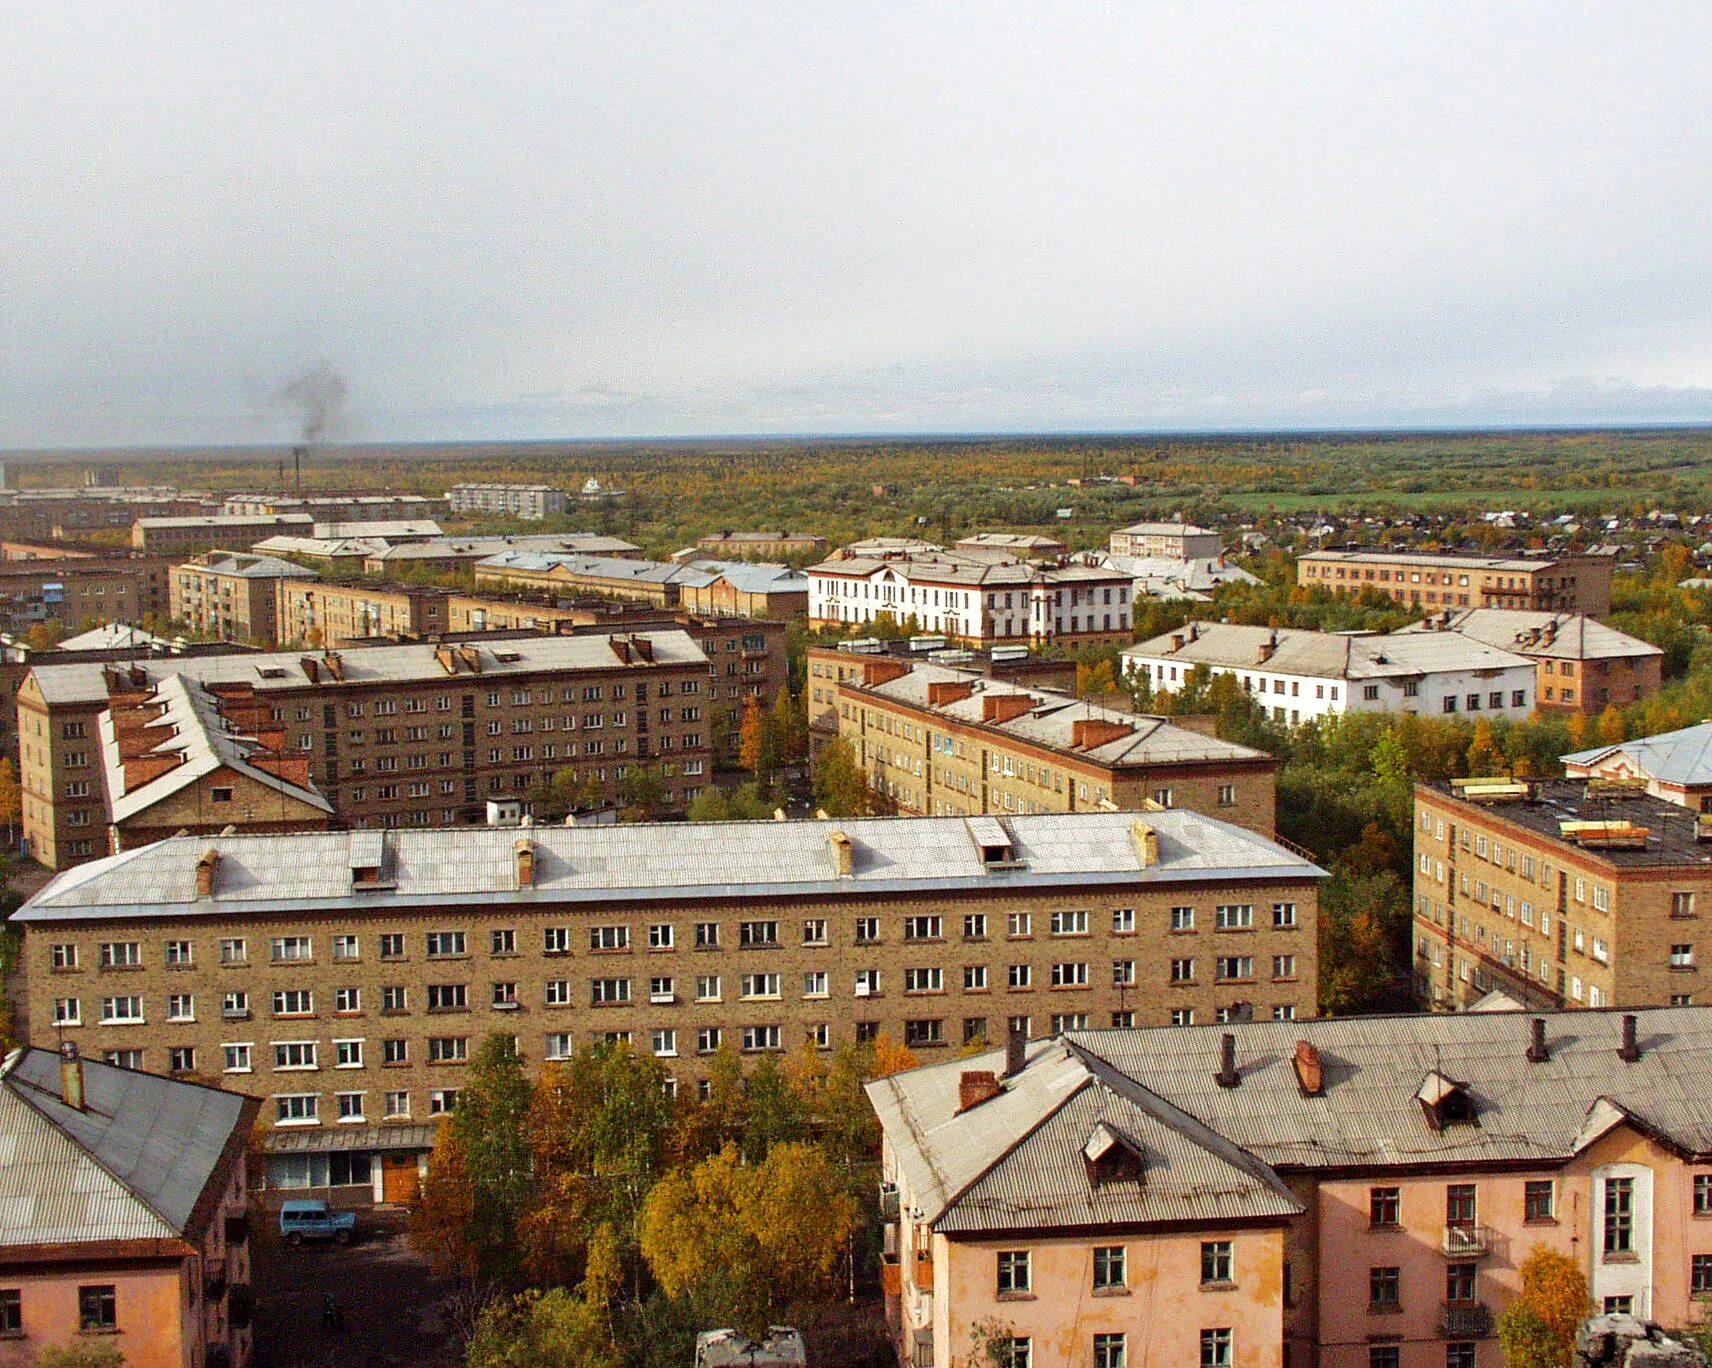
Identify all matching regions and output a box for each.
[1595,705,1625,746]
[1496,1246,1590,1368]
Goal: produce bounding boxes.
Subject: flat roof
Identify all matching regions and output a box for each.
[1421,778,1712,869]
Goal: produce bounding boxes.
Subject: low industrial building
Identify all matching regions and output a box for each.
[1124,622,1538,724]
[810,648,1278,834]
[0,1044,258,1368]
[1398,609,1663,716]
[1298,548,1616,617]
[870,1006,1712,1368]
[1413,778,1712,1012]
[15,810,1323,1193]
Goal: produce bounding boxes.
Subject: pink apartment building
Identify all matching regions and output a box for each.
[869,1007,1712,1368]
[0,1045,259,1368]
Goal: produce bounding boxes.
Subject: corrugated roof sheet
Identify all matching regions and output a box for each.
[0,1048,248,1246]
[1563,721,1712,788]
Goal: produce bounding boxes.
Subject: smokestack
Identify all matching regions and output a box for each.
[59,1041,85,1110]
[1526,1017,1550,1063]
[1618,1013,1640,1062]
[1004,1023,1027,1078]
[1216,1032,1240,1088]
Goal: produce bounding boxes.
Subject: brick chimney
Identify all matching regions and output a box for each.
[983,694,1033,724]
[515,838,536,889]
[195,847,220,898]
[927,680,975,708]
[1003,1023,1027,1078]
[1072,717,1133,750]
[860,658,911,688]
[1293,1040,1323,1096]
[829,829,854,876]
[958,1070,1003,1112]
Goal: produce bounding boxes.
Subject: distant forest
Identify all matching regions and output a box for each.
[9,428,1712,560]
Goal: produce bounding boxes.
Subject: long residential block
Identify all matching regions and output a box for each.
[16,812,1323,1194]
[1412,778,1712,1013]
[1298,548,1615,616]
[871,1006,1712,1368]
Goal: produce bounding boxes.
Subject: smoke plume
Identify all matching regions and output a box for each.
[278,362,348,445]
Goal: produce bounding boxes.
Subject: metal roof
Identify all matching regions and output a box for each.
[179,553,319,581]
[1125,621,1537,681]
[0,1048,248,1246]
[1398,609,1661,663]
[16,810,1323,924]
[870,1006,1712,1237]
[264,1123,436,1154]
[1563,721,1712,788]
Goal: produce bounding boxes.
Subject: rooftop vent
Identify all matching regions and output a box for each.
[515,838,536,890]
[1082,1121,1146,1187]
[1130,820,1160,869]
[965,816,1018,868]
[1526,1016,1550,1064]
[1215,1032,1240,1089]
[1416,1069,1477,1130]
[1619,1013,1641,1062]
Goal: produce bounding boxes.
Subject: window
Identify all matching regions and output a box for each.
[491,928,516,955]
[697,1027,722,1054]
[1272,955,1297,980]
[98,941,140,969]
[997,1250,1031,1295]
[100,995,143,1024]
[1001,1339,1031,1368]
[169,1047,196,1073]
[334,987,360,1013]
[381,986,408,1013]
[1446,1345,1476,1368]
[167,993,194,1022]
[739,920,780,947]
[1369,1350,1399,1368]
[1093,1334,1126,1368]
[740,973,781,1000]
[1072,1239,1127,1296]
[336,1092,365,1122]
[853,917,879,944]
[1049,909,1088,936]
[275,1094,318,1125]
[904,915,943,941]
[427,984,467,1011]
[1446,1261,1477,1303]
[1200,1240,1233,1285]
[1171,906,1195,932]
[385,1090,411,1118]
[1525,1180,1556,1223]
[270,936,312,963]
[1215,904,1253,930]
[904,967,943,994]
[1693,1256,1712,1295]
[429,1037,469,1063]
[1214,956,1253,982]
[53,997,80,1026]
[1369,1264,1400,1310]
[1446,1183,1477,1226]
[802,919,828,946]
[1674,944,1696,969]
[652,1029,678,1058]
[964,913,988,939]
[1273,902,1298,928]
[332,934,360,962]
[1696,1174,1712,1216]
[590,925,630,952]
[649,924,675,950]
[544,1034,573,1062]
[1007,964,1032,990]
[1200,1329,1232,1368]
[78,1285,116,1332]
[426,931,466,957]
[1112,906,1135,934]
[741,1025,782,1053]
[1603,1177,1634,1255]
[1007,911,1031,938]
[592,978,632,1005]
[695,922,720,949]
[51,943,78,970]
[0,1290,17,1336]
[380,933,405,959]
[273,1041,317,1070]
[429,1089,460,1115]
[1170,958,1195,983]
[335,1039,364,1068]
[164,939,193,966]
[1370,1186,1400,1227]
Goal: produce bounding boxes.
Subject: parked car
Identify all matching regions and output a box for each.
[278,1198,356,1246]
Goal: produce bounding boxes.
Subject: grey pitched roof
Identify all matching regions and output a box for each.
[1563,722,1712,787]
[871,1006,1712,1237]
[1125,622,1535,681]
[1398,610,1661,663]
[810,553,1127,588]
[16,810,1323,924]
[0,1047,249,1246]
[183,553,318,581]
[56,623,172,653]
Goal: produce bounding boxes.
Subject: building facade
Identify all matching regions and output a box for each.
[1297,550,1615,617]
[15,812,1323,1197]
[445,483,567,521]
[132,515,315,555]
[1124,622,1538,726]
[870,1007,1712,1368]
[808,549,1133,648]
[276,580,449,648]
[694,531,828,561]
[1398,610,1663,716]
[0,1046,258,1368]
[1109,521,1223,559]
[0,556,175,635]
[20,631,714,868]
[810,649,1278,835]
[474,552,809,620]
[170,553,319,646]
[1412,779,1712,1012]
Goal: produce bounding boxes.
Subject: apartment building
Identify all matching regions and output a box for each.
[170,552,318,646]
[15,811,1322,1194]
[19,631,713,868]
[807,640,1078,735]
[1412,778,1712,1013]
[694,530,828,561]
[309,518,443,542]
[871,1006,1712,1368]
[952,533,1068,561]
[446,483,567,520]
[132,514,314,555]
[1564,721,1712,813]
[1124,622,1537,725]
[1398,609,1663,716]
[277,580,448,647]
[0,1046,258,1368]
[810,649,1277,834]
[808,548,1133,647]
[223,493,448,520]
[0,555,174,633]
[1298,549,1615,616]
[475,552,809,619]
[1109,520,1223,559]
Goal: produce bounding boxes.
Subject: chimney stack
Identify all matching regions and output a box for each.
[1003,1023,1027,1078]
[1526,1017,1550,1063]
[59,1041,85,1110]
[1216,1032,1240,1088]
[195,848,220,898]
[1618,1013,1641,1062]
[958,1070,1003,1112]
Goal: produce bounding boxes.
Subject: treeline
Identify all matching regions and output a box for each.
[414,1034,916,1368]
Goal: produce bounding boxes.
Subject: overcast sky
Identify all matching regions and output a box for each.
[4,3,1711,447]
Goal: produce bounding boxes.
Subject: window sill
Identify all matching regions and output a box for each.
[1601,1252,1639,1265]
[995,1292,1036,1303]
[1090,1287,1130,1299]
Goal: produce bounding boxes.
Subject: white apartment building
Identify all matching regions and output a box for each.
[446,483,567,521]
[1109,521,1223,559]
[1123,621,1537,725]
[809,547,1132,647]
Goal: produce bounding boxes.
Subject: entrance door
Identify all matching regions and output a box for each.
[381,1151,420,1205]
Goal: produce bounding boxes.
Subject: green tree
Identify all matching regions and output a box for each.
[465,1285,621,1368]
[438,1034,536,1287]
[617,763,674,822]
[32,1345,126,1368]
[687,783,776,823]
[771,686,807,766]
[1466,720,1504,776]
[812,737,871,817]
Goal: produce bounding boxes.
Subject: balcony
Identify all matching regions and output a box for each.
[1440,1303,1492,1339]
[880,1186,901,1221]
[1442,1224,1491,1257]
[913,1252,934,1293]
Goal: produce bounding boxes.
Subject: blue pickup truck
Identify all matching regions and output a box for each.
[278,1199,357,1246]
